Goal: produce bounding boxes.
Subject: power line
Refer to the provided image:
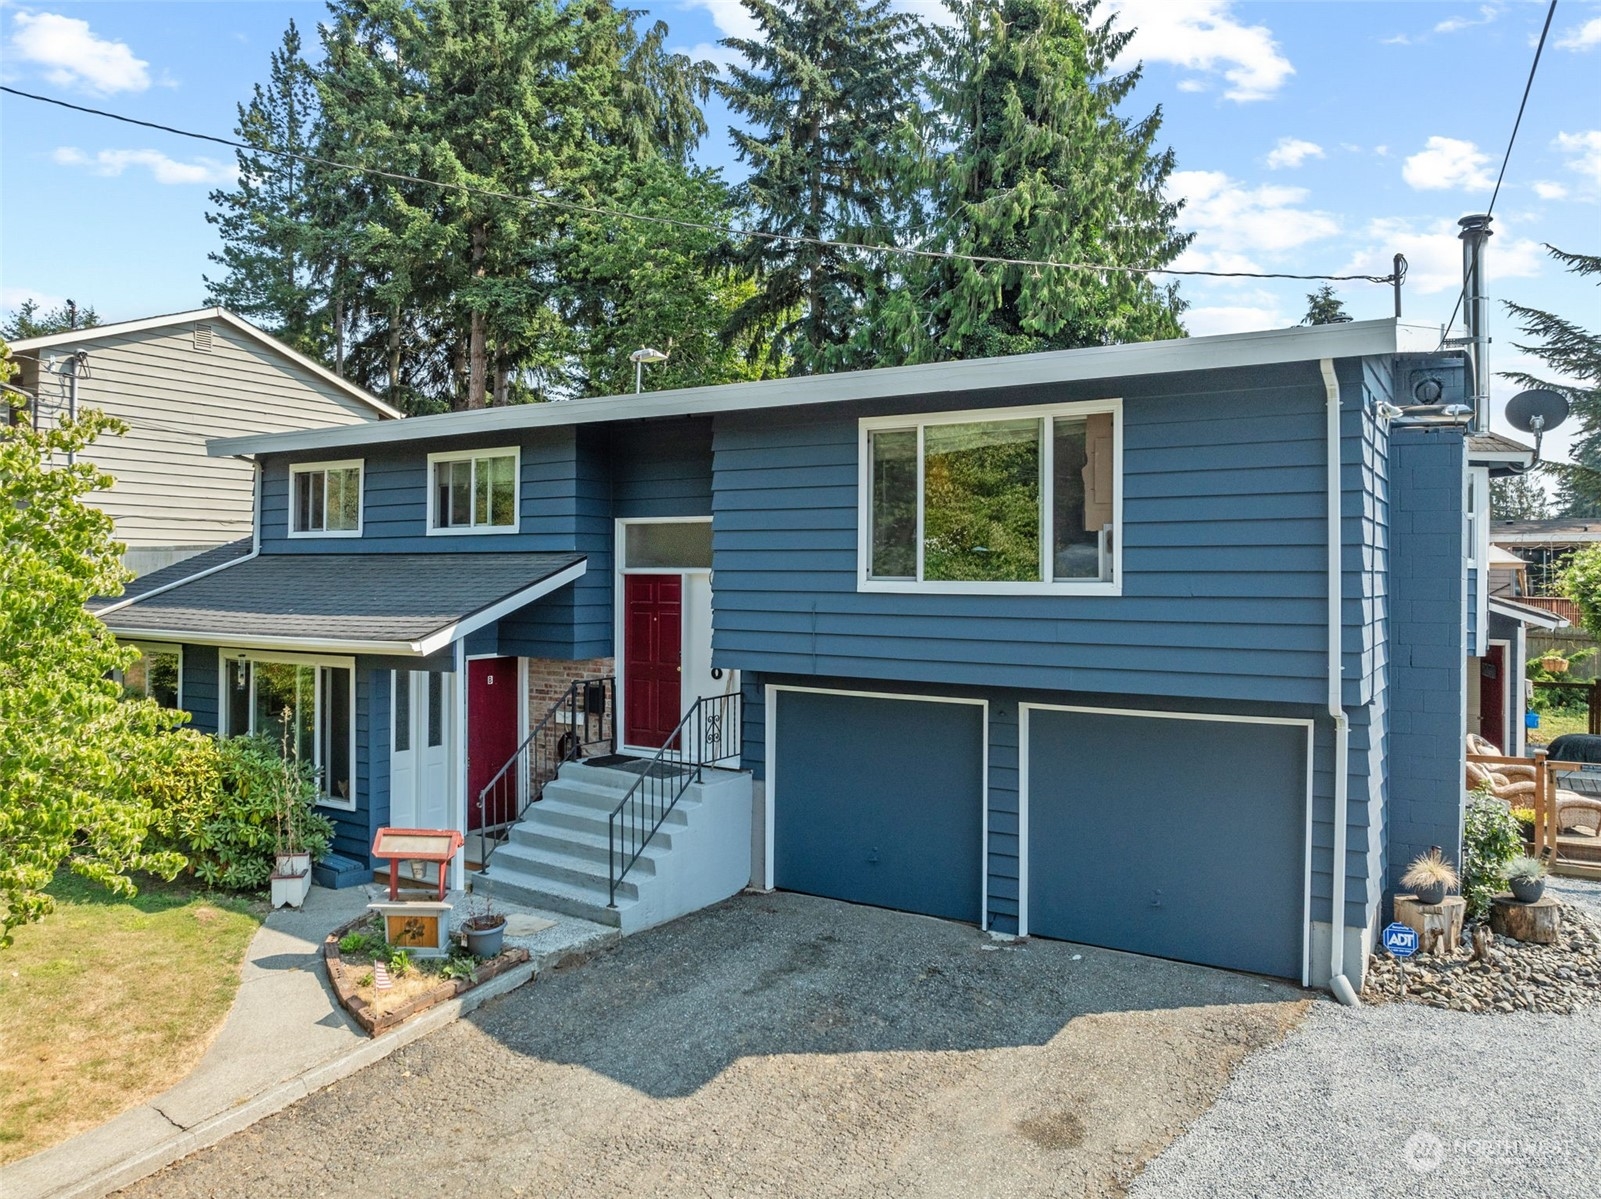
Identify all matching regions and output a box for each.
[1438,0,1558,348]
[1,84,1402,287]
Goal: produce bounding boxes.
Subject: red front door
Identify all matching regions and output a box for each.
[468,656,520,830]
[625,574,682,748]
[1481,644,1507,752]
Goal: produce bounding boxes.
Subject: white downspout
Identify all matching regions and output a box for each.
[1323,358,1361,1007]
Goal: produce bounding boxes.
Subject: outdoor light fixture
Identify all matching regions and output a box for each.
[629,345,670,394]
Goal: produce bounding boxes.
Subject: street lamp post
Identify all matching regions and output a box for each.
[629,346,670,394]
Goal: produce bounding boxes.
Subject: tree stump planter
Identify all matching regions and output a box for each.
[1394,893,1466,956]
[1489,893,1563,945]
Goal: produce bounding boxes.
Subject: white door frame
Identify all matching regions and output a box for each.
[1019,702,1315,987]
[613,516,723,755]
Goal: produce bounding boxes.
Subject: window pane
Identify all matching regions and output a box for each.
[120,656,148,701]
[489,454,515,526]
[293,470,322,532]
[473,458,491,526]
[147,650,180,709]
[309,471,325,531]
[254,661,300,754]
[394,671,411,752]
[1052,418,1100,579]
[427,673,444,747]
[450,460,472,527]
[327,467,360,531]
[869,430,917,579]
[435,464,452,528]
[322,667,351,802]
[227,659,251,736]
[923,419,1041,582]
[625,521,713,569]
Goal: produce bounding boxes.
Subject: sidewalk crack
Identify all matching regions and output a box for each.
[148,1103,186,1131]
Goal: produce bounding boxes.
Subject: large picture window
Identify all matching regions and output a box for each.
[221,653,356,810]
[428,448,519,533]
[290,460,363,536]
[118,642,182,709]
[860,401,1119,594]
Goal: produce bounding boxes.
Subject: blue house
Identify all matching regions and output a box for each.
[97,317,1492,997]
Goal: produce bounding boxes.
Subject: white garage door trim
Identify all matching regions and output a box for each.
[1019,703,1315,986]
[766,683,991,930]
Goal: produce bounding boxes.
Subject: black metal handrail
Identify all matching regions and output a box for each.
[608,692,742,907]
[478,676,615,868]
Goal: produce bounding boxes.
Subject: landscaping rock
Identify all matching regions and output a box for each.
[1363,905,1601,1015]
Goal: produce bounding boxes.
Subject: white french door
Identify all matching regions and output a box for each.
[391,670,453,829]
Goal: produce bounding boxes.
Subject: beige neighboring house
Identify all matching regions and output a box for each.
[10,307,402,575]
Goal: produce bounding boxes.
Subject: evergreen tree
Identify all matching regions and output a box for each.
[1502,247,1601,516]
[887,0,1189,363]
[718,0,919,375]
[1490,472,1552,520]
[1302,283,1352,325]
[2,300,99,341]
[204,21,328,357]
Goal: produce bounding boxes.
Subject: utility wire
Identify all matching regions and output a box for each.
[2,84,1402,286]
[1437,0,1558,348]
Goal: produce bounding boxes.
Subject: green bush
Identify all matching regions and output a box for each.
[1461,790,1522,921]
[140,733,334,891]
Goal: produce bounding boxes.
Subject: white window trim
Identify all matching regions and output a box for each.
[121,640,184,709]
[217,647,359,811]
[856,398,1123,597]
[425,446,522,535]
[616,514,714,574]
[287,458,365,539]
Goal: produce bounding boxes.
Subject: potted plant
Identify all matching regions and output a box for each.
[270,708,313,909]
[1506,855,1548,904]
[460,884,507,958]
[1402,848,1459,907]
[1540,652,1570,675]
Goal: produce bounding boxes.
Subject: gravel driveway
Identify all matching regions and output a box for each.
[118,892,1304,1199]
[1130,878,1601,1199]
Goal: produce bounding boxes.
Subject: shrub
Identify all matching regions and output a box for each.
[1461,791,1523,920]
[1401,849,1459,891]
[141,733,333,891]
[1507,855,1548,882]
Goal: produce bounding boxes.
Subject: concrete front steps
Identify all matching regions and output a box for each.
[470,759,753,935]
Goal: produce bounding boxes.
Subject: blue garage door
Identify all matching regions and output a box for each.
[1027,709,1306,979]
[774,691,983,924]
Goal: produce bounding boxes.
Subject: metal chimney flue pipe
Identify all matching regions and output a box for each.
[1458,213,1493,432]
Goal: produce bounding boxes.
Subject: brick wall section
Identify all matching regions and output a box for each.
[526,656,614,717]
[1387,427,1467,892]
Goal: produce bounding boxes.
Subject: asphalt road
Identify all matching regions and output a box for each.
[117,891,1306,1199]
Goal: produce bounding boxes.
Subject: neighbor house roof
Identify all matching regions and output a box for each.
[96,552,586,656]
[1491,520,1601,548]
[11,307,405,421]
[209,317,1445,459]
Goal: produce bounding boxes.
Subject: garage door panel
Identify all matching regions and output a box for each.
[1028,710,1305,979]
[774,692,983,924]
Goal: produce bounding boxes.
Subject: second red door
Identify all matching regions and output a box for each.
[625,574,682,748]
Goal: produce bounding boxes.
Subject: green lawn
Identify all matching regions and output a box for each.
[1528,709,1590,746]
[0,873,263,1164]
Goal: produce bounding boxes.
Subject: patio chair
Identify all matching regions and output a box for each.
[1466,733,1535,780]
[1466,758,1601,838]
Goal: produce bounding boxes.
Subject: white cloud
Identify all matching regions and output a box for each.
[1556,16,1601,51]
[1340,216,1544,297]
[1108,0,1293,103]
[1,286,68,313]
[1434,5,1500,35]
[1533,180,1569,200]
[1265,137,1324,170]
[1184,304,1291,336]
[1555,130,1601,188]
[1169,169,1340,273]
[1401,135,1495,191]
[9,12,150,94]
[52,146,235,186]
[681,0,762,43]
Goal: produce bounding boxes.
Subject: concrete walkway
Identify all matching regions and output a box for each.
[1,884,618,1199]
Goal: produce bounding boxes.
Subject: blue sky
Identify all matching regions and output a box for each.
[1,0,1597,454]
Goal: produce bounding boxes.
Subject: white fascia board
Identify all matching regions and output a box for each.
[209,318,1433,459]
[14,306,404,422]
[101,627,421,656]
[413,559,587,655]
[1488,597,1569,630]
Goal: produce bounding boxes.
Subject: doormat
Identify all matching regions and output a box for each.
[583,754,639,768]
[504,914,556,937]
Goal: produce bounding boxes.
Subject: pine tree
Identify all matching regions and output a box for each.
[888,0,1190,363]
[718,0,918,375]
[1302,283,1352,325]
[1490,472,1552,520]
[1,300,99,340]
[1502,247,1601,516]
[204,21,328,357]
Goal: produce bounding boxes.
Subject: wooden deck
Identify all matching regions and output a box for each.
[1470,751,1601,879]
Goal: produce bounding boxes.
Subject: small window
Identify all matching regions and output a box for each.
[118,643,182,709]
[624,521,712,569]
[289,460,363,537]
[428,448,518,533]
[861,401,1119,594]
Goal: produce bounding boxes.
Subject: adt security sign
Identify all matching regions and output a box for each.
[1383,922,1419,958]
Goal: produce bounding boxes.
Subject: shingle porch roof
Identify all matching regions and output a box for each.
[97,551,586,656]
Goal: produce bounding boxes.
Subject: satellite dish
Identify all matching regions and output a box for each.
[1506,389,1569,436]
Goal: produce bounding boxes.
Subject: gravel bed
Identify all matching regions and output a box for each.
[1131,878,1601,1199]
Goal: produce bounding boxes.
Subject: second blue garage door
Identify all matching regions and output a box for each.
[773,690,984,924]
[1026,708,1308,979]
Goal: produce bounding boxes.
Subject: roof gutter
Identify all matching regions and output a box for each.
[1322,357,1361,1008]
